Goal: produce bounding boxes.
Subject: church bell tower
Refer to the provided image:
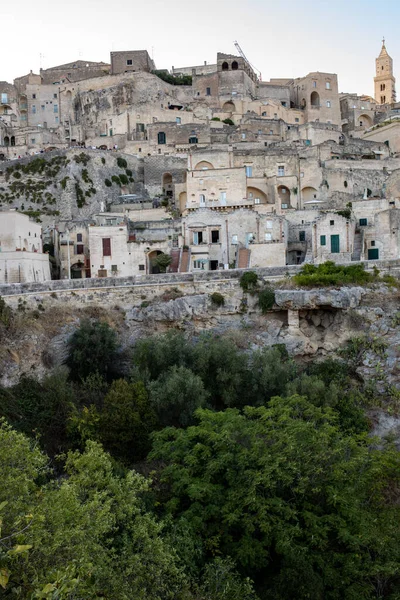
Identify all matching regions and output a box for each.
[374,38,396,104]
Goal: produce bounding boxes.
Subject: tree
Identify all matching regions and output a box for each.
[150,396,400,599]
[152,252,172,273]
[66,319,119,381]
[99,379,158,463]
[149,366,209,427]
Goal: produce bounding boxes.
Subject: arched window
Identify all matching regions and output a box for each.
[10,136,15,146]
[157,132,166,144]
[4,136,9,146]
[222,62,229,71]
[310,91,320,107]
[189,136,198,144]
[232,61,239,70]
[300,98,306,109]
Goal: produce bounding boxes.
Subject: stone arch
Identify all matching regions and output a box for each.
[232,61,239,70]
[222,62,229,71]
[310,91,320,107]
[4,136,9,146]
[65,90,72,100]
[23,238,28,251]
[247,186,268,205]
[300,98,306,109]
[70,261,84,279]
[222,101,235,112]
[194,160,214,170]
[179,191,187,212]
[301,186,318,202]
[162,172,173,197]
[277,185,291,209]
[358,114,373,128]
[148,249,163,274]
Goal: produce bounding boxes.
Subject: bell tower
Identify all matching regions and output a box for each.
[374,38,396,104]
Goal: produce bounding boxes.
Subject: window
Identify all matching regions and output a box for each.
[54,105,58,113]
[266,220,273,229]
[299,231,306,242]
[41,105,45,111]
[32,105,36,114]
[325,81,331,89]
[102,238,111,256]
[220,191,226,204]
[295,117,299,122]
[199,194,206,207]
[254,198,260,204]
[193,231,203,245]
[265,232,272,241]
[176,117,181,124]
[359,218,368,227]
[127,59,133,65]
[31,138,36,143]
[262,111,267,116]
[55,117,59,124]
[231,234,238,245]
[312,81,317,88]
[269,129,273,135]
[371,241,376,247]
[206,87,211,96]
[320,235,326,246]
[281,203,288,209]
[139,264,145,271]
[77,233,83,242]
[157,131,166,144]
[1,93,7,104]
[211,230,220,243]
[278,166,285,176]
[53,93,57,99]
[381,84,386,91]
[241,133,246,140]
[330,220,334,226]
[326,101,331,108]
[32,94,36,99]
[189,136,198,144]
[193,260,205,270]
[111,265,118,272]
[76,244,84,254]
[381,96,386,103]
[245,166,252,177]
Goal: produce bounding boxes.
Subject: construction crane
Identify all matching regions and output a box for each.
[233,40,262,81]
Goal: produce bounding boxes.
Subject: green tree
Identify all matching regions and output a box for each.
[132,331,195,382]
[152,252,173,273]
[149,366,209,427]
[99,379,158,463]
[150,397,400,599]
[66,319,119,381]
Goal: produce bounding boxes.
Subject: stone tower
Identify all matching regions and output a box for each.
[374,39,396,104]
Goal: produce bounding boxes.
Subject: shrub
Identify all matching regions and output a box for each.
[111,175,121,186]
[105,179,112,187]
[222,118,235,126]
[60,177,69,190]
[240,271,258,292]
[152,253,172,273]
[75,183,86,208]
[125,169,133,177]
[73,153,90,166]
[293,261,374,287]
[119,173,129,185]
[101,157,106,165]
[257,287,275,313]
[211,117,221,121]
[66,320,119,381]
[210,292,225,307]
[152,70,192,85]
[117,157,127,169]
[12,171,21,179]
[0,296,12,328]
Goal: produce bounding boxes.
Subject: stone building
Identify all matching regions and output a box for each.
[110,51,155,75]
[374,40,396,104]
[0,211,51,283]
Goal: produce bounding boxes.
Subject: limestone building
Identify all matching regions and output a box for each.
[374,40,396,104]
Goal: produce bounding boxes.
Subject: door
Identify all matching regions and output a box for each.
[330,234,340,254]
[368,248,379,260]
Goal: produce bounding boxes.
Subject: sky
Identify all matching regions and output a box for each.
[2,0,400,96]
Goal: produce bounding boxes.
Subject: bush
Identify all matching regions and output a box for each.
[257,287,275,313]
[240,271,258,292]
[117,157,127,169]
[119,173,129,185]
[211,117,221,121]
[101,157,106,165]
[210,292,225,307]
[105,178,112,187]
[293,261,374,287]
[111,175,121,186]
[152,252,172,273]
[66,320,119,381]
[125,168,133,177]
[223,118,235,126]
[152,70,192,85]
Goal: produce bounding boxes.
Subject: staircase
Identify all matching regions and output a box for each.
[352,231,362,261]
[169,248,180,273]
[179,248,190,272]
[237,247,251,269]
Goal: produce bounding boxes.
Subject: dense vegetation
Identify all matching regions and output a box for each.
[294,261,397,287]
[1,318,400,598]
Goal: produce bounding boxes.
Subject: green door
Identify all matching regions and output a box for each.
[368,248,379,260]
[330,234,340,253]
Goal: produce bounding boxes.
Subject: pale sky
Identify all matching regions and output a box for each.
[2,0,399,97]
